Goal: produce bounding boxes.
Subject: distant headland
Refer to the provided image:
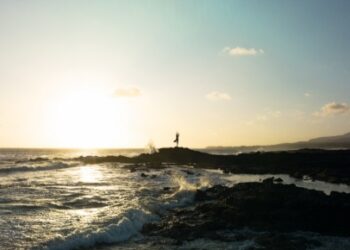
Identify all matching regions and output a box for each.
[205,131,350,153]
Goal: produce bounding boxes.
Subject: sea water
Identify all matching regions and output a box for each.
[1,149,350,250]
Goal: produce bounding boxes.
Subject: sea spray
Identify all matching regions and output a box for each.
[35,166,217,249]
[42,208,157,250]
[1,150,350,250]
[0,161,79,174]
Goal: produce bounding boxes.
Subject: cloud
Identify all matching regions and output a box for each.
[314,102,350,117]
[304,92,311,97]
[206,91,231,101]
[114,87,141,97]
[223,46,264,56]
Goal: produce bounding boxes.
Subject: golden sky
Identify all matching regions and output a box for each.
[0,1,349,148]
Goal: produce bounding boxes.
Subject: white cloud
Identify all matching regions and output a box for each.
[314,102,350,117]
[223,46,264,56]
[304,92,311,97]
[114,87,141,97]
[206,91,231,101]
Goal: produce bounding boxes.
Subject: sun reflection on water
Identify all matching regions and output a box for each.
[70,208,101,224]
[78,166,103,183]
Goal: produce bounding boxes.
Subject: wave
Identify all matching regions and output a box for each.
[61,196,109,209]
[0,161,79,174]
[37,171,210,250]
[40,208,157,250]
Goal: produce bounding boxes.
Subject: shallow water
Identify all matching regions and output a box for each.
[0,149,349,249]
[217,171,350,195]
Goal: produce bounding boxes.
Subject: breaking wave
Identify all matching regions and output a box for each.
[0,161,79,174]
[38,170,210,250]
[42,208,157,250]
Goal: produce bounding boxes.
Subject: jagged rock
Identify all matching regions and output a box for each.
[143,182,350,241]
[74,147,350,185]
[274,177,283,183]
[181,169,195,175]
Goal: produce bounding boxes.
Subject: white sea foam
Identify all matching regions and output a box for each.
[38,167,205,250]
[0,161,78,174]
[43,208,158,250]
[1,150,349,250]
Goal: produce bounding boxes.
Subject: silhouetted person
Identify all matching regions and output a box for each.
[173,132,179,147]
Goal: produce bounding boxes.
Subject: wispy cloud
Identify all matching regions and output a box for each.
[314,102,350,117]
[114,87,141,98]
[304,92,311,97]
[206,91,231,101]
[223,46,264,56]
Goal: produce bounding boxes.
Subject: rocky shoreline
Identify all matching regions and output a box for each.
[26,147,350,249]
[68,147,350,185]
[142,180,350,249]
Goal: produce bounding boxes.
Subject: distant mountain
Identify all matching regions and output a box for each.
[205,132,350,154]
[308,132,350,143]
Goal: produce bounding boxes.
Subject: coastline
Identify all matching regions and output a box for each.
[64,147,350,185]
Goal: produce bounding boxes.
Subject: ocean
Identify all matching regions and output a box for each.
[1,148,350,250]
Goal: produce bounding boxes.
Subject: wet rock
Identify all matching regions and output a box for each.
[195,185,228,201]
[274,177,283,183]
[302,175,312,181]
[181,169,195,175]
[143,182,350,241]
[145,162,165,169]
[253,233,322,250]
[262,177,274,184]
[74,147,350,185]
[124,164,148,172]
[29,157,49,162]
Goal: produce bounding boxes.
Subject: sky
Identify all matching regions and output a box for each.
[0,0,349,148]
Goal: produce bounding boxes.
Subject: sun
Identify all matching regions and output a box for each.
[45,87,130,148]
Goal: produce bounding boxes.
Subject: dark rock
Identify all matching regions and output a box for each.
[29,157,49,162]
[123,164,148,172]
[274,177,283,183]
[262,177,274,184]
[181,169,195,175]
[143,182,350,241]
[253,233,322,250]
[73,147,350,185]
[302,175,312,181]
[141,173,148,178]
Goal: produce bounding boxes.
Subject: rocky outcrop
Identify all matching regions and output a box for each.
[73,147,350,184]
[142,182,350,241]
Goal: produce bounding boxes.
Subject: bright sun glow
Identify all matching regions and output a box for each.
[78,166,103,183]
[45,87,132,148]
